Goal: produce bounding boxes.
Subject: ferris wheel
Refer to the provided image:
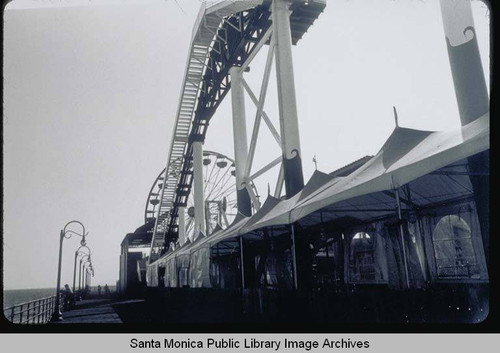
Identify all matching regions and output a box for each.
[145,151,260,242]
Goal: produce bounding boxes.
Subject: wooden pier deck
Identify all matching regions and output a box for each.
[58,298,144,324]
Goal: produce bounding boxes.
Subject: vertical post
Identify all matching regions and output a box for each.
[290,224,298,290]
[73,252,78,292]
[79,259,83,291]
[217,243,221,287]
[10,306,15,323]
[272,0,304,198]
[342,233,349,289]
[440,0,489,266]
[230,67,252,216]
[44,299,48,323]
[50,231,64,322]
[121,240,129,293]
[440,0,488,125]
[193,139,206,236]
[395,188,411,289]
[240,237,246,289]
[178,206,186,244]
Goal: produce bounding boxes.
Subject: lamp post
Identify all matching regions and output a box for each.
[79,254,90,291]
[82,260,92,295]
[86,265,94,289]
[83,260,91,288]
[51,221,87,322]
[73,245,91,292]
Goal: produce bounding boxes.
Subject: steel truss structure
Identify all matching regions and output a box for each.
[150,0,326,262]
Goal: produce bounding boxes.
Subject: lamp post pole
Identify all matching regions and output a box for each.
[82,260,91,291]
[73,245,91,292]
[73,252,78,292]
[79,258,83,291]
[50,221,87,322]
[79,254,90,291]
[83,262,90,288]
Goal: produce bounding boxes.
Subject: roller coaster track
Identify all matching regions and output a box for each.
[150,0,325,262]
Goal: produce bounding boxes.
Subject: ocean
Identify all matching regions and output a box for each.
[3,288,56,309]
[2,286,116,309]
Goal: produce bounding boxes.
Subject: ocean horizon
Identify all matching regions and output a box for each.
[3,285,116,309]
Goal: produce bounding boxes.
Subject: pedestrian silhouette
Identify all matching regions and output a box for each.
[62,284,75,309]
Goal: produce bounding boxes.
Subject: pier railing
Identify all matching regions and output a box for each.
[3,294,62,324]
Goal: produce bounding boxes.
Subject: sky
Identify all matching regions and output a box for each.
[2,0,490,290]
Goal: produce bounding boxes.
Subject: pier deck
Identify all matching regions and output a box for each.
[58,298,144,324]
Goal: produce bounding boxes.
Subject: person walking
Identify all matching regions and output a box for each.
[62,284,75,310]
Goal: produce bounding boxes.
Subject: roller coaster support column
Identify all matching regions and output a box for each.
[230,67,252,216]
[440,0,489,266]
[178,206,186,243]
[193,138,206,236]
[272,0,304,198]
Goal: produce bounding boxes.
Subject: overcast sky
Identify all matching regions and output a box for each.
[3,0,489,290]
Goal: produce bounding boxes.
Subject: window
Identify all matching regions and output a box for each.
[349,232,375,282]
[432,215,479,279]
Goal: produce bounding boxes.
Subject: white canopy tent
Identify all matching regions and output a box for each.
[174,112,489,248]
[291,113,489,223]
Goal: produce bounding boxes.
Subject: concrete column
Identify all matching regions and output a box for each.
[193,140,206,236]
[230,67,252,216]
[272,0,304,198]
[178,206,186,244]
[440,0,489,124]
[440,0,489,265]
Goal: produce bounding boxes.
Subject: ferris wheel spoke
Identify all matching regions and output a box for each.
[205,166,231,201]
[204,157,218,194]
[208,167,223,197]
[211,181,236,203]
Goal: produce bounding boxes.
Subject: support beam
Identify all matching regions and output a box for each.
[247,156,282,182]
[274,164,284,198]
[122,241,128,293]
[246,183,261,211]
[193,140,206,236]
[178,206,186,244]
[244,36,276,179]
[290,223,298,290]
[240,237,246,289]
[241,78,281,146]
[440,0,489,125]
[240,27,273,72]
[230,67,252,217]
[395,188,410,289]
[272,0,304,198]
[440,0,489,265]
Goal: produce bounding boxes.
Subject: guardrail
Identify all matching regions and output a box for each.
[3,294,61,324]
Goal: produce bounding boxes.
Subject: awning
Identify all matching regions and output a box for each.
[151,113,488,260]
[291,113,489,223]
[239,170,338,234]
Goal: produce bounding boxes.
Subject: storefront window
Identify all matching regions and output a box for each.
[432,215,479,279]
